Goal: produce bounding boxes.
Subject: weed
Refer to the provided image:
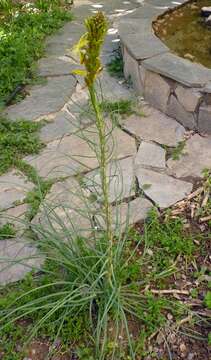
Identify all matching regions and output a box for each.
[208,332,211,346]
[0,117,43,175]
[14,160,53,220]
[25,180,53,220]
[170,140,186,160]
[107,50,124,78]
[0,223,16,240]
[143,210,195,270]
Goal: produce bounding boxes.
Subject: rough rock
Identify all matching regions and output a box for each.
[0,204,28,234]
[144,70,170,112]
[123,47,144,94]
[175,85,202,112]
[76,71,133,101]
[24,123,136,179]
[136,168,193,208]
[0,170,34,211]
[33,177,95,238]
[0,239,42,285]
[45,22,85,57]
[201,6,211,17]
[167,134,211,178]
[198,105,211,134]
[135,141,166,169]
[37,56,77,77]
[98,197,154,231]
[120,31,168,61]
[40,110,91,143]
[142,52,211,88]
[122,106,185,147]
[5,76,77,121]
[167,95,197,129]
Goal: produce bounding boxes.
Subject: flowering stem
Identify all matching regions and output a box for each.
[89,84,114,286]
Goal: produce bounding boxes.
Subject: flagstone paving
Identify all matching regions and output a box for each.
[1,0,211,284]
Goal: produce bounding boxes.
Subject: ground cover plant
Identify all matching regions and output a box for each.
[0,0,73,106]
[0,116,53,221]
[0,117,43,175]
[106,48,124,79]
[0,10,210,360]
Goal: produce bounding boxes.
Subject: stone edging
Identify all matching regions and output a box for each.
[118,0,211,133]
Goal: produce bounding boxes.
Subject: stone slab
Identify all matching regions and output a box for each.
[144,70,170,112]
[76,71,133,101]
[24,123,136,179]
[0,204,28,235]
[135,168,193,208]
[198,105,211,134]
[142,53,211,88]
[122,105,185,147]
[0,239,42,285]
[97,197,154,231]
[122,4,164,21]
[175,85,202,112]
[147,0,184,7]
[33,177,95,238]
[135,141,166,169]
[5,76,77,121]
[123,47,144,93]
[120,32,169,60]
[167,134,211,178]
[85,157,136,203]
[40,110,91,143]
[118,18,152,37]
[37,56,78,77]
[0,170,34,211]
[45,22,85,57]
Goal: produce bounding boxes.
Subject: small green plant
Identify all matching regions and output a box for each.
[25,180,53,220]
[99,99,134,117]
[171,140,186,160]
[0,223,16,240]
[142,209,195,270]
[205,291,211,309]
[107,50,124,78]
[0,1,72,105]
[0,117,43,175]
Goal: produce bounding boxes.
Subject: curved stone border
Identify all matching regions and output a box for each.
[119,1,211,133]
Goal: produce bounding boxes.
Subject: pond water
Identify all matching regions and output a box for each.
[154,0,211,68]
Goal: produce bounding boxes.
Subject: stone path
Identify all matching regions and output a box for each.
[0,0,211,284]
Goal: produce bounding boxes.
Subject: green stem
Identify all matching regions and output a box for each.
[88,84,113,285]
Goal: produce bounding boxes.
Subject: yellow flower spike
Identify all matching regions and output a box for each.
[72,11,108,87]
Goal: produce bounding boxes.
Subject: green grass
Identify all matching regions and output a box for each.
[0,223,16,240]
[25,180,54,220]
[99,99,134,117]
[106,51,124,79]
[0,117,44,175]
[0,1,72,106]
[13,160,53,220]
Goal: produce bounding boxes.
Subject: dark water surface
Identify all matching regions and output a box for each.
[154,0,211,68]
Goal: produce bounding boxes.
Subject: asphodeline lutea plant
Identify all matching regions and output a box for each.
[73,12,115,285]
